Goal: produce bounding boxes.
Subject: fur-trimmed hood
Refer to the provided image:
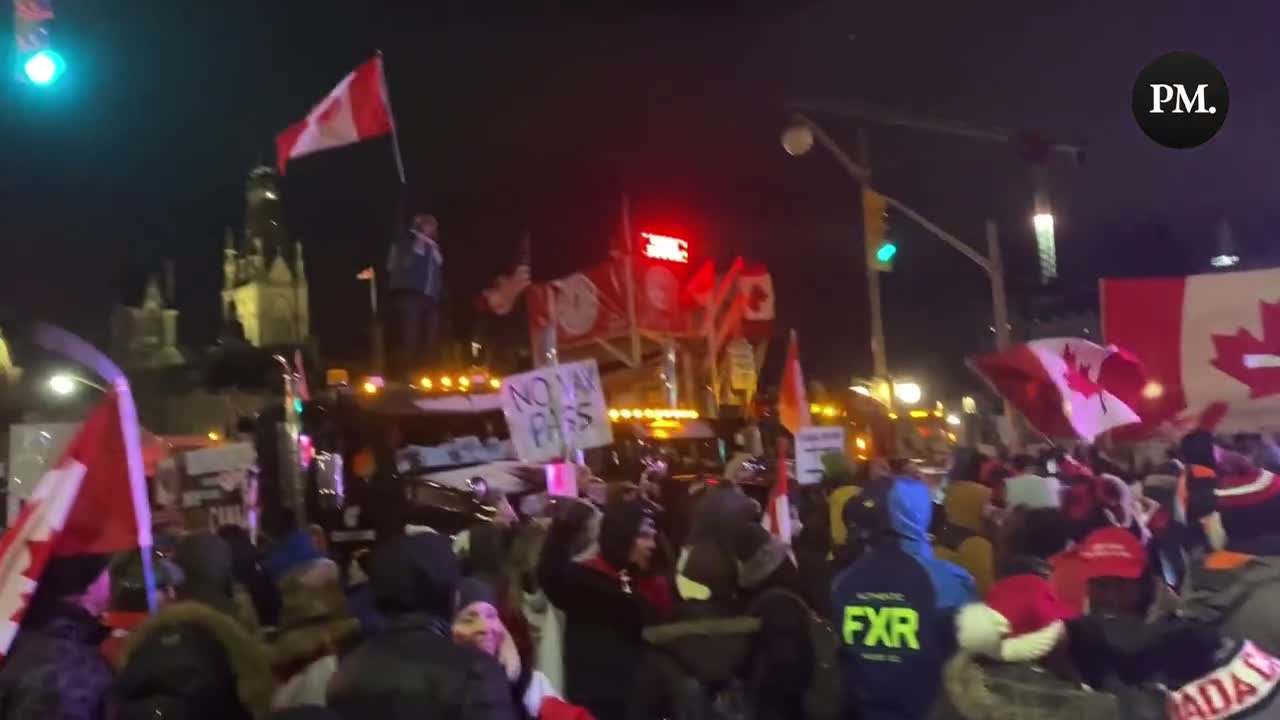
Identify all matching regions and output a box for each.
[942,654,1120,720]
[116,601,274,720]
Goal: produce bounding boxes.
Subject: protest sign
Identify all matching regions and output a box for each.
[794,426,846,485]
[500,359,612,463]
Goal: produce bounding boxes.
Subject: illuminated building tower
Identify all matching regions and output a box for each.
[221,164,310,347]
[110,265,185,369]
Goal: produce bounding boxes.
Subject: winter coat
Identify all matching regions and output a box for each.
[937,654,1121,720]
[931,481,995,596]
[831,479,975,720]
[1184,551,1280,656]
[627,612,760,720]
[174,531,262,634]
[270,560,360,710]
[114,601,275,720]
[329,533,516,720]
[745,587,822,720]
[328,613,517,720]
[0,601,112,720]
[538,506,670,720]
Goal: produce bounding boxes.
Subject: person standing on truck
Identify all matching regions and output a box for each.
[387,213,445,377]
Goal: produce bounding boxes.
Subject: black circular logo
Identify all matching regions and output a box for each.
[1132,52,1228,149]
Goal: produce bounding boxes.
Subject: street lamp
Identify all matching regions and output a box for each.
[47,374,106,396]
[893,382,923,405]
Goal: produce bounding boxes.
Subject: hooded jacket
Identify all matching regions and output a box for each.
[174,531,261,634]
[1184,552,1280,657]
[328,534,517,720]
[831,478,976,720]
[114,601,274,720]
[0,600,112,720]
[932,481,995,596]
[538,500,670,718]
[627,606,760,720]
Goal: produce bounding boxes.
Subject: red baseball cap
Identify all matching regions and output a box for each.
[1077,527,1146,580]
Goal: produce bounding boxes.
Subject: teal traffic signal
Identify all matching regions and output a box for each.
[875,242,898,264]
[22,49,64,85]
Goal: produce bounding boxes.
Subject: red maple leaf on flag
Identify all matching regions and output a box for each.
[1211,300,1280,398]
[1062,344,1103,398]
[747,283,769,313]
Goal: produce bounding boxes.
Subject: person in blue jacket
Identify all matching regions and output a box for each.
[831,476,976,720]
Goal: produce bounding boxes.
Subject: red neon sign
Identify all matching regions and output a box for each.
[640,232,689,263]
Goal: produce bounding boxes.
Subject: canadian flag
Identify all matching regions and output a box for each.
[0,389,152,657]
[738,263,775,322]
[778,330,811,436]
[1103,268,1280,433]
[762,437,793,542]
[968,338,1147,442]
[276,56,394,175]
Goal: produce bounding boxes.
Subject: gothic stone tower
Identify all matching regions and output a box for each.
[221,164,310,347]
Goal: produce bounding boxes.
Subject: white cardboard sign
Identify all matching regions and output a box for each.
[794,426,846,485]
[500,359,613,463]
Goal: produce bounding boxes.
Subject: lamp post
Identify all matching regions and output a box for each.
[781,115,1013,359]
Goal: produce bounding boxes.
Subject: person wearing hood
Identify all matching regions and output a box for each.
[1067,527,1280,720]
[328,532,517,720]
[270,558,361,710]
[830,477,976,720]
[113,601,275,720]
[174,531,261,633]
[538,498,671,720]
[932,481,996,596]
[734,522,834,720]
[0,554,115,720]
[1180,431,1280,656]
[628,541,760,720]
[453,577,586,720]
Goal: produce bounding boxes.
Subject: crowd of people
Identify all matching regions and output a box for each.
[2,426,1280,720]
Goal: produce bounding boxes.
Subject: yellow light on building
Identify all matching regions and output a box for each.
[888,412,898,420]
[608,409,621,421]
[207,431,221,442]
[620,409,633,419]
[962,396,977,414]
[945,414,961,426]
[909,410,930,419]
[822,406,839,418]
[361,381,378,395]
[458,376,471,389]
[489,377,502,390]
[809,403,821,415]
[653,429,671,439]
[441,376,453,388]
[419,377,433,390]
[855,436,867,451]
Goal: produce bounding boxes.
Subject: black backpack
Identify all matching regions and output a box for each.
[749,588,842,720]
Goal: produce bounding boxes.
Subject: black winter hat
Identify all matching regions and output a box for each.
[456,576,498,611]
[599,499,655,570]
[731,523,789,590]
[369,532,460,618]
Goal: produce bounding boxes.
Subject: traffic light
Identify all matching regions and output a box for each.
[863,187,893,271]
[15,0,65,86]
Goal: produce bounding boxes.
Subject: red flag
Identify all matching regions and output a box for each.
[276,56,394,174]
[738,263,775,340]
[778,330,810,435]
[0,390,151,656]
[969,338,1146,442]
[763,437,792,542]
[683,260,714,308]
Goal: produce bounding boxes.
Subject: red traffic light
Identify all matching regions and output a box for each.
[640,232,689,263]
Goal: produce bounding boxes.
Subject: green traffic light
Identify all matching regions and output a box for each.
[876,243,898,263]
[293,398,304,414]
[23,49,65,86]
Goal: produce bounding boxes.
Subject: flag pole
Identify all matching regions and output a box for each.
[33,324,157,614]
[621,194,640,366]
[375,50,407,185]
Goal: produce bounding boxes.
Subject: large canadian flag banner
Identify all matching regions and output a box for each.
[1102,268,1280,433]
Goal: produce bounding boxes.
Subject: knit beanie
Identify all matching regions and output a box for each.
[456,576,498,611]
[1180,430,1218,471]
[957,574,1072,662]
[599,499,655,570]
[1215,468,1280,543]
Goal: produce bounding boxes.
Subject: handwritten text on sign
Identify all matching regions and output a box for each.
[795,426,846,486]
[500,359,613,463]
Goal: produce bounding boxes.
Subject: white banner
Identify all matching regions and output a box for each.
[500,359,612,463]
[794,426,846,486]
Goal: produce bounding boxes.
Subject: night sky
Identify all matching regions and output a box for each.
[4,1,1279,395]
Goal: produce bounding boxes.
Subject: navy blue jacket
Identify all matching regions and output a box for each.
[831,479,975,720]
